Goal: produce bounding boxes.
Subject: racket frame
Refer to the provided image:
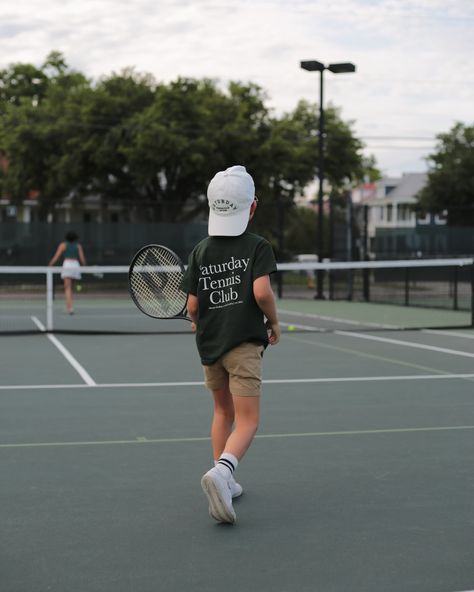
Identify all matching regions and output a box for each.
[128,244,191,321]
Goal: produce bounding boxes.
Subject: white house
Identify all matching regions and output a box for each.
[354,172,447,241]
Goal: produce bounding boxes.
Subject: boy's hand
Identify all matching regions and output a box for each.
[191,322,197,333]
[266,320,281,345]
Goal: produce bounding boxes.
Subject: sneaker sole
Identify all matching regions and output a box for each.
[201,475,236,524]
[209,486,244,522]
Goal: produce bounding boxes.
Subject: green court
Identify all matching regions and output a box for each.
[1,296,473,592]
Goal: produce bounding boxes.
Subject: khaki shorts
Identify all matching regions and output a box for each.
[203,342,265,397]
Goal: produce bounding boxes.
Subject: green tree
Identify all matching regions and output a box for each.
[0,53,92,218]
[416,122,474,225]
[250,100,374,253]
[51,68,156,212]
[120,78,272,221]
[0,53,378,232]
[0,57,157,219]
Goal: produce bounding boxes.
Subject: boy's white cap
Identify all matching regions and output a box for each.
[207,165,255,236]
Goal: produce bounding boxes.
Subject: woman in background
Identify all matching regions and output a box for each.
[48,231,87,314]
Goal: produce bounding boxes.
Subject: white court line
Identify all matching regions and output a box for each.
[264,373,474,384]
[2,373,474,391]
[31,317,96,386]
[279,308,399,329]
[1,424,474,449]
[423,329,474,340]
[335,331,474,359]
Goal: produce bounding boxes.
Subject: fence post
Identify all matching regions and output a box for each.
[453,265,458,311]
[404,267,409,306]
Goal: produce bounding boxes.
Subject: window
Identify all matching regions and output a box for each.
[398,205,410,222]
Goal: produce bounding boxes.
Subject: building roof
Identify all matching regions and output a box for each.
[363,172,427,206]
[385,172,427,200]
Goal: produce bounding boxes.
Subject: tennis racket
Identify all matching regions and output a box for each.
[128,244,191,322]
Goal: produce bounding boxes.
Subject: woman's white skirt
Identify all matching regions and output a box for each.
[61,259,82,280]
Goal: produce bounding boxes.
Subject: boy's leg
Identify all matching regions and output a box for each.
[210,384,243,499]
[222,394,260,460]
[201,344,262,523]
[210,382,234,460]
[220,342,262,460]
[202,391,259,523]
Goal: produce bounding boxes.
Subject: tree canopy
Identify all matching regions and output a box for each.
[416,122,474,225]
[0,52,377,244]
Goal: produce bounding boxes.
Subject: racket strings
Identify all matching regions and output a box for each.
[130,247,187,318]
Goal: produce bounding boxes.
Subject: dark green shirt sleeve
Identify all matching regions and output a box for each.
[252,239,277,280]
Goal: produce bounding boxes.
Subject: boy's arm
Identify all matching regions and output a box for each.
[187,293,199,333]
[253,275,280,345]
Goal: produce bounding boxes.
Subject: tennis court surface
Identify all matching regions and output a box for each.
[1,289,474,592]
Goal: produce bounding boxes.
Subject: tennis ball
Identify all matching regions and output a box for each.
[288,324,296,331]
[76,284,82,292]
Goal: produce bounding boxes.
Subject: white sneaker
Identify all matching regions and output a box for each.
[201,467,236,524]
[230,476,243,498]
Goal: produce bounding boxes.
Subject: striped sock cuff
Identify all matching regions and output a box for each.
[217,458,235,474]
[217,452,239,476]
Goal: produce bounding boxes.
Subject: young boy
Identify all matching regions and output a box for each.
[181,165,281,524]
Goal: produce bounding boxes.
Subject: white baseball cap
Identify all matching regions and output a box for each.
[207,165,255,236]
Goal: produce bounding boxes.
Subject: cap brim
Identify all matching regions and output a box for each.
[208,207,251,236]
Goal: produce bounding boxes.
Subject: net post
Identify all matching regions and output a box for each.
[453,265,458,311]
[328,269,334,300]
[46,268,54,331]
[362,260,370,302]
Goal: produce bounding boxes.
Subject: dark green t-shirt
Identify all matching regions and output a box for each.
[181,232,277,365]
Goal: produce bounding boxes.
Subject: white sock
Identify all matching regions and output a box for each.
[214,459,237,481]
[215,453,238,480]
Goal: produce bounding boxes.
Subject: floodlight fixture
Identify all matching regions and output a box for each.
[300,58,356,298]
[328,62,356,74]
[300,60,325,72]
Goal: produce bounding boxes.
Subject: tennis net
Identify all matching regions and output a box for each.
[0,258,473,334]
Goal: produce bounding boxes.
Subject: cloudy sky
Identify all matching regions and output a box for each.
[1,0,473,177]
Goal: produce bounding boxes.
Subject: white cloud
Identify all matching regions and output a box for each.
[1,0,473,175]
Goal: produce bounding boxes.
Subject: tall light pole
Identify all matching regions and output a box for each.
[300,60,356,299]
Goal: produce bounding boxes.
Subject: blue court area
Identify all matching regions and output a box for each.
[1,314,474,592]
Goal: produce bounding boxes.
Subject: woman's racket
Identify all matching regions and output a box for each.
[128,244,191,322]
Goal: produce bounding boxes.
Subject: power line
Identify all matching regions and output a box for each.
[361,136,436,141]
[362,146,434,151]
